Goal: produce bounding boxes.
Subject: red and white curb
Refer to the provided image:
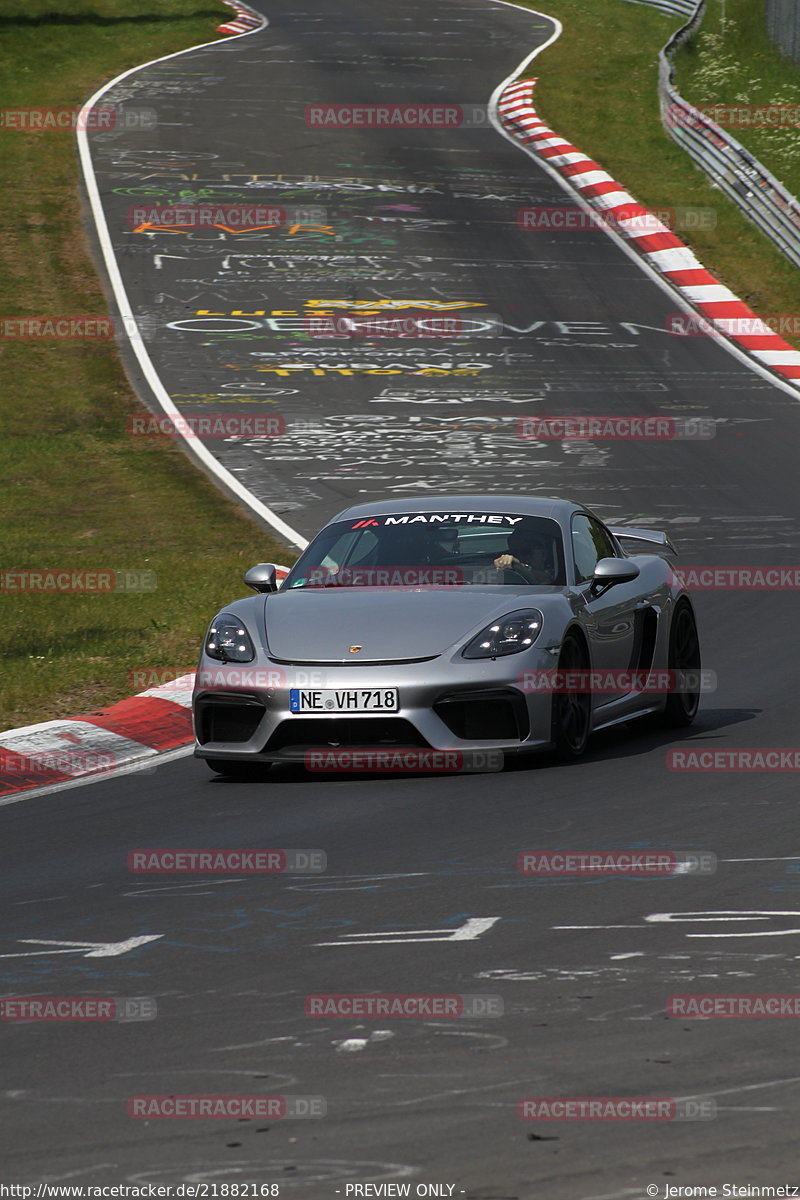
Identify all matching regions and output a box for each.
[498,77,800,388]
[217,0,264,35]
[0,567,290,798]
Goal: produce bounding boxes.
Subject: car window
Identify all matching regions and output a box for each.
[571,515,616,583]
[283,512,567,587]
[317,528,378,569]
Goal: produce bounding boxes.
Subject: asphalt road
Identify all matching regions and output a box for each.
[5,0,800,1195]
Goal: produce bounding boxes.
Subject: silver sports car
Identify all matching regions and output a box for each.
[192,495,701,777]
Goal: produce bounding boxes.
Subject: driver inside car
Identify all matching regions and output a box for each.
[493,528,555,584]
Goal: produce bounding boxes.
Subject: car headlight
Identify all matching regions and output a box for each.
[205,613,255,663]
[462,609,544,660]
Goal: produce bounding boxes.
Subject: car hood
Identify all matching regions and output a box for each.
[262,587,541,663]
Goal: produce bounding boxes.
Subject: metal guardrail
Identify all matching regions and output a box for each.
[619,0,696,16]
[765,0,800,65]
[624,0,800,270]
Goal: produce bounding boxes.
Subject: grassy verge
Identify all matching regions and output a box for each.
[511,0,800,330]
[0,1,292,731]
[676,0,800,201]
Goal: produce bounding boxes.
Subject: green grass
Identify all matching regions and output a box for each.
[511,0,800,327]
[676,0,800,201]
[0,1,293,730]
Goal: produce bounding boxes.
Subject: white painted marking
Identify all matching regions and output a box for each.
[337,929,450,937]
[392,1074,527,1108]
[619,215,671,237]
[755,349,800,365]
[123,879,243,897]
[26,1167,118,1185]
[681,284,740,303]
[525,135,569,149]
[0,720,155,773]
[138,673,195,707]
[554,924,645,930]
[287,872,430,893]
[0,744,194,807]
[558,911,800,940]
[315,916,499,947]
[609,952,645,960]
[486,17,800,399]
[647,910,800,938]
[568,169,613,188]
[0,935,163,959]
[723,856,800,861]
[646,246,704,271]
[591,190,638,211]
[74,17,307,551]
[546,151,593,167]
[675,1075,800,1102]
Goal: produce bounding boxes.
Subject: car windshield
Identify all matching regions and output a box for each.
[284,512,566,588]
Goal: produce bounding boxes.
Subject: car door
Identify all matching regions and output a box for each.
[571,514,641,708]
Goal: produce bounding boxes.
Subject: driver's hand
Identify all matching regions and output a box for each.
[494,553,517,569]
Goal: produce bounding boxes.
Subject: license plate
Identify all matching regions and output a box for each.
[290,688,399,714]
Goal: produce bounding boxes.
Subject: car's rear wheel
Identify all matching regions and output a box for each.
[551,633,591,759]
[662,600,701,726]
[204,758,272,781]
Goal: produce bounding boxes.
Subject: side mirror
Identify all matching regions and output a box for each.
[589,557,640,597]
[243,563,279,594]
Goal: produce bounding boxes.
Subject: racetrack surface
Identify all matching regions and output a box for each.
[5,1,800,1194]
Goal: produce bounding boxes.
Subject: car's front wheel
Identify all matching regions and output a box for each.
[204,758,273,781]
[551,633,591,759]
[662,600,701,726]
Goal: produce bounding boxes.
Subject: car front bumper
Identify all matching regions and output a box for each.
[192,648,558,766]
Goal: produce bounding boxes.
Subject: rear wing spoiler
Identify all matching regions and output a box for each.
[608,527,677,555]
